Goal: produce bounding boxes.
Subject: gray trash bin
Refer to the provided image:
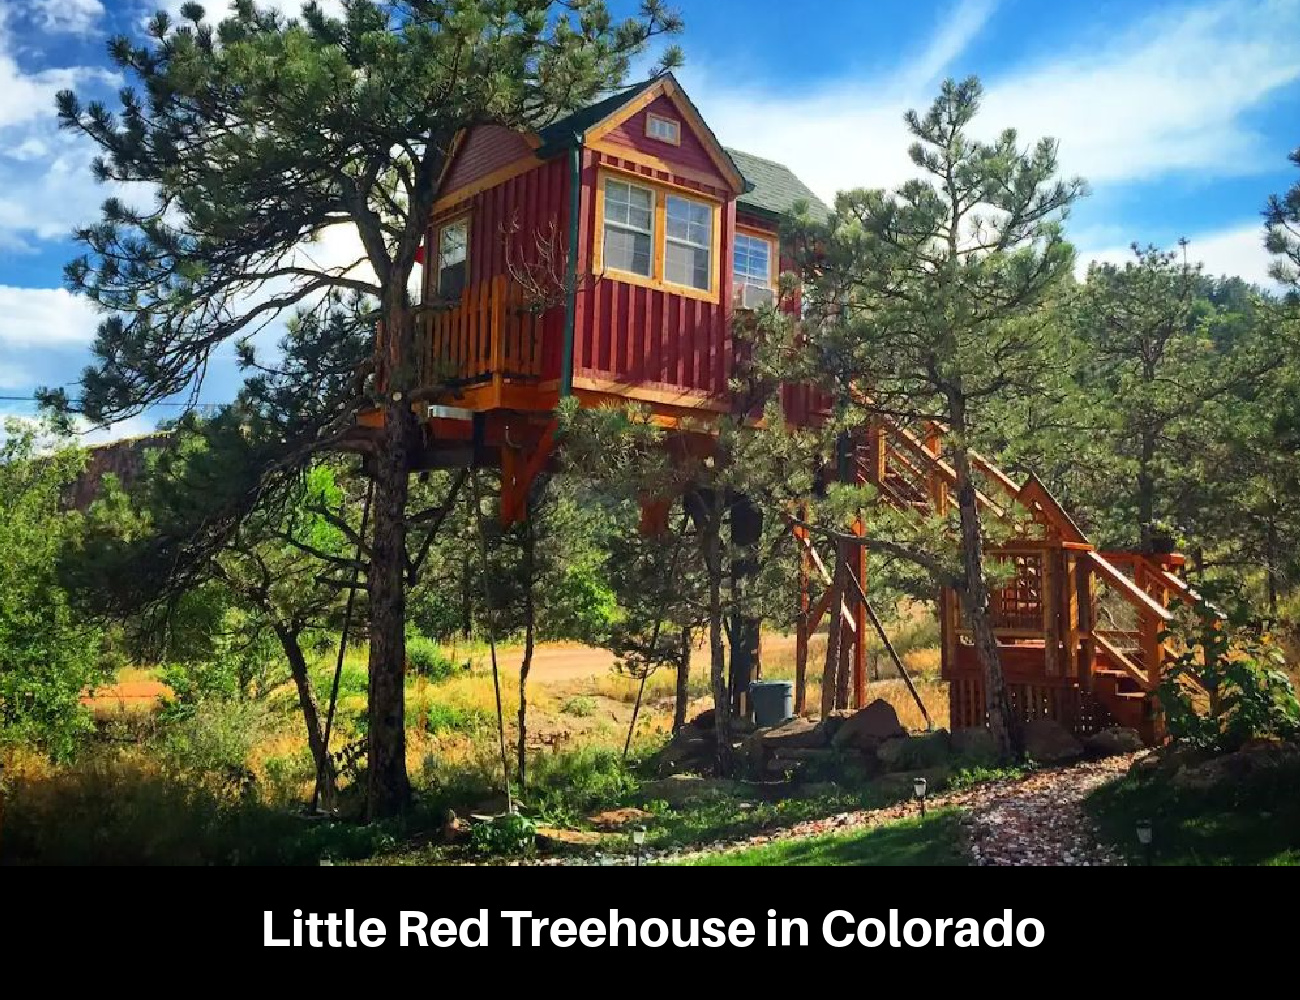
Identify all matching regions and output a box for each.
[749,680,794,727]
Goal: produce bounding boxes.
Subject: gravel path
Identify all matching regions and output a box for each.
[453,753,1144,866]
[960,754,1139,866]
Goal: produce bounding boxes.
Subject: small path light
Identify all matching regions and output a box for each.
[1135,818,1154,866]
[632,827,646,867]
[913,776,928,819]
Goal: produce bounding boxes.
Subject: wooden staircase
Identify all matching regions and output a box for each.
[836,417,1211,742]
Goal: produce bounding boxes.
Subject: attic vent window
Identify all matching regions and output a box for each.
[646,113,681,145]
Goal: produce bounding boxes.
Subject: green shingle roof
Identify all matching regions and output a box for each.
[534,78,659,152]
[726,147,829,221]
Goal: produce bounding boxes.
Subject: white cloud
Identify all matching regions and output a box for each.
[32,0,105,35]
[1076,220,1280,288]
[686,0,1300,205]
[0,285,100,347]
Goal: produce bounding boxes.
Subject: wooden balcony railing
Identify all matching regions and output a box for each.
[418,275,545,391]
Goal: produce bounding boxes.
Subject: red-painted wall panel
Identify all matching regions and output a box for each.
[427,155,571,381]
[600,95,727,186]
[571,152,736,400]
[441,125,536,196]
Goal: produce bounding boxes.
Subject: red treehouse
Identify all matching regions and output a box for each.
[388,72,1202,742]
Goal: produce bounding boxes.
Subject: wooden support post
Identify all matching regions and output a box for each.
[852,516,867,709]
[820,544,848,719]
[1043,546,1060,677]
[794,510,811,716]
[1077,556,1096,689]
[925,422,948,515]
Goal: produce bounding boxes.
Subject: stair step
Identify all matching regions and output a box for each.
[1111,691,1148,700]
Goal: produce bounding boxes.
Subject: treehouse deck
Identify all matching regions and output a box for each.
[356,73,1206,743]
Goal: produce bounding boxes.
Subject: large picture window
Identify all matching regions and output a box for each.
[664,194,713,291]
[602,178,654,277]
[436,217,469,299]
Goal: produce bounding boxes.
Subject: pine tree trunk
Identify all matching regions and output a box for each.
[1137,431,1157,552]
[673,626,692,734]
[276,624,336,807]
[728,494,763,719]
[702,492,731,773]
[366,396,414,818]
[517,516,537,788]
[951,440,1017,763]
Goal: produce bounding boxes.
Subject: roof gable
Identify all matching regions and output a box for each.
[537,74,746,194]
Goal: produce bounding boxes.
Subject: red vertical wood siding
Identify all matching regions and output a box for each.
[427,155,570,381]
[441,125,536,195]
[599,95,727,185]
[571,151,736,400]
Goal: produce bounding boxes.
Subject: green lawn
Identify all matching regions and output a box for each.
[674,810,969,866]
[1087,757,1300,866]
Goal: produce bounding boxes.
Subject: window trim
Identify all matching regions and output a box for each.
[645,112,682,146]
[592,168,722,304]
[663,192,714,293]
[599,176,656,279]
[732,227,777,290]
[433,213,471,299]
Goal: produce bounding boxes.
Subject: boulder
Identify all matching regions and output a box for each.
[639,774,742,808]
[1082,726,1144,759]
[951,726,1001,765]
[876,729,952,771]
[829,699,907,750]
[1173,740,1300,791]
[760,717,827,750]
[1022,719,1084,764]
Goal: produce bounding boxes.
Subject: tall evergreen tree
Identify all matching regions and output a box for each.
[49,0,682,816]
[793,77,1085,760]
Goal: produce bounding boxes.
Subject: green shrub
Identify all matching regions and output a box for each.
[406,632,455,681]
[1160,597,1300,752]
[525,745,639,823]
[158,698,274,790]
[468,812,537,856]
[560,695,598,717]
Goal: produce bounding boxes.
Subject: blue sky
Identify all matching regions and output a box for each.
[1,0,1298,439]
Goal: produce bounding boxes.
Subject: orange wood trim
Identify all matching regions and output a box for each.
[590,143,732,193]
[433,154,542,214]
[570,376,729,411]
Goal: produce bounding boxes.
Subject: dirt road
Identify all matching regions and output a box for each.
[498,634,803,685]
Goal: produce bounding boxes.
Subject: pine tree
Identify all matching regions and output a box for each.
[793,77,1085,760]
[1266,147,1300,291]
[48,0,682,817]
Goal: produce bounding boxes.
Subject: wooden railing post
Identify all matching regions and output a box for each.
[490,274,506,393]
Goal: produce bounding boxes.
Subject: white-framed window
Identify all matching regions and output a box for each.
[436,217,469,298]
[733,232,773,288]
[602,178,654,277]
[645,113,681,145]
[664,193,712,291]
